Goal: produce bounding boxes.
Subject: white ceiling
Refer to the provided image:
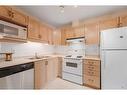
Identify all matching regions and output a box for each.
[17,6,127,27]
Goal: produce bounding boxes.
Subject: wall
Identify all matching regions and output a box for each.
[0,41,55,58]
[55,42,86,56]
[55,44,99,56]
[85,44,100,56]
[0,42,99,59]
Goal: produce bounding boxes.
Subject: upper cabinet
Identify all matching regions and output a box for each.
[28,16,54,45]
[39,24,48,43]
[74,26,85,38]
[11,9,28,26]
[53,30,61,46]
[0,6,27,26]
[47,28,53,45]
[28,17,40,40]
[99,17,119,31]
[0,6,12,20]
[85,22,100,45]
[65,26,85,39]
[119,15,127,27]
[65,28,75,39]
[60,25,85,45]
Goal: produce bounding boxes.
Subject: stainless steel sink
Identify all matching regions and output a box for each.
[28,56,50,60]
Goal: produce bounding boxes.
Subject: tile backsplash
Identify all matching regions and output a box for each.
[85,44,100,56]
[55,44,100,56]
[0,41,55,58]
[0,41,100,59]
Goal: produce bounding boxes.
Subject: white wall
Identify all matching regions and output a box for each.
[0,41,99,59]
[55,44,99,56]
[0,41,55,58]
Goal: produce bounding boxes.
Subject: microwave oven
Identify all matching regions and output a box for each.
[0,20,27,40]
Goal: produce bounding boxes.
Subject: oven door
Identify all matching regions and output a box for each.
[62,59,83,75]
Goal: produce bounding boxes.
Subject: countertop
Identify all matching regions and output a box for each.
[0,55,59,68]
[0,54,100,68]
[84,56,100,61]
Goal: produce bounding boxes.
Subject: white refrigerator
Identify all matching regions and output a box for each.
[100,27,127,89]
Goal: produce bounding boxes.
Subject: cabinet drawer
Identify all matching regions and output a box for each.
[84,70,100,76]
[84,64,100,72]
[85,60,100,66]
[84,75,100,89]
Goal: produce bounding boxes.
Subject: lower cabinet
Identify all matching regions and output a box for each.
[57,57,63,78]
[84,59,101,89]
[34,57,59,89]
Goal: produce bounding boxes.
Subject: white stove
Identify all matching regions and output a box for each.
[62,55,84,85]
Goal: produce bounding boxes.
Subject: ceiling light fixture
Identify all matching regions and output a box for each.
[74,5,78,8]
[59,6,64,13]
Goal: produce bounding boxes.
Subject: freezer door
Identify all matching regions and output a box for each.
[101,50,127,89]
[100,27,127,49]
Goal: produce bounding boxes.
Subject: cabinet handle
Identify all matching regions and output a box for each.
[45,61,48,65]
[11,12,14,18]
[8,10,12,17]
[38,34,41,39]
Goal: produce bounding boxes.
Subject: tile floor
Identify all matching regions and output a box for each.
[44,78,92,90]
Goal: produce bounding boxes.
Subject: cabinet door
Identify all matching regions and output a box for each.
[28,17,40,40]
[11,9,27,26]
[61,29,66,45]
[34,60,47,89]
[57,57,62,78]
[120,15,127,27]
[99,17,118,31]
[74,26,85,38]
[47,28,53,45]
[47,58,58,83]
[0,6,12,20]
[85,22,100,45]
[53,30,61,45]
[39,24,48,43]
[65,28,75,39]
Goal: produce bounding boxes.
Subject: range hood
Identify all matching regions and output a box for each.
[66,37,85,43]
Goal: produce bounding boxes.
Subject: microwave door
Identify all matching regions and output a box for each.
[4,25,19,37]
[0,24,4,34]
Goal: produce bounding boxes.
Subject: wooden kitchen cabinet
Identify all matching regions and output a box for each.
[85,22,100,45]
[61,29,67,45]
[0,6,12,20]
[28,17,40,40]
[34,60,47,89]
[46,57,59,83]
[65,28,75,39]
[39,24,48,43]
[84,59,101,89]
[34,57,59,89]
[0,6,27,26]
[74,26,85,38]
[119,15,127,27]
[53,30,62,45]
[11,9,28,26]
[47,28,54,45]
[57,57,63,78]
[99,17,119,31]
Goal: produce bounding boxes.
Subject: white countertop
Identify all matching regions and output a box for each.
[0,54,64,68]
[0,54,100,68]
[0,57,48,68]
